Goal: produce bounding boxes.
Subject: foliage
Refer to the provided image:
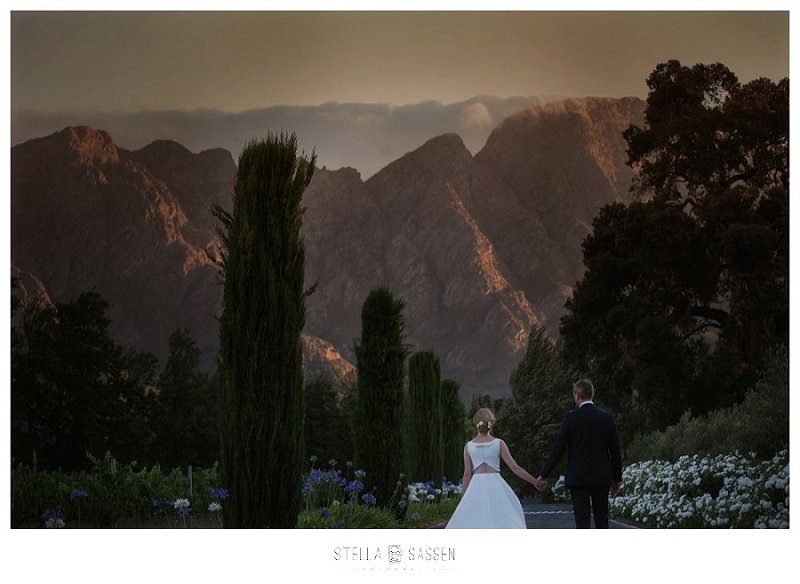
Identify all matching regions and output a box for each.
[441,379,467,483]
[353,287,409,509]
[151,329,218,469]
[624,60,788,200]
[214,133,315,528]
[11,291,158,470]
[297,463,460,528]
[610,450,789,528]
[11,452,223,528]
[626,345,789,462]
[303,376,354,466]
[561,61,788,445]
[405,351,444,483]
[498,326,576,490]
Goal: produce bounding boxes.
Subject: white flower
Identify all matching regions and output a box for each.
[174,498,191,510]
[45,517,65,528]
[208,502,222,513]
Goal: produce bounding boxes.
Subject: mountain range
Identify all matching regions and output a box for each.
[11,96,645,399]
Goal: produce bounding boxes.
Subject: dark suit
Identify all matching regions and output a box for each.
[539,402,622,528]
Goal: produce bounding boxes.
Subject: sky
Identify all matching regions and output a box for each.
[7,7,790,177]
[11,10,789,114]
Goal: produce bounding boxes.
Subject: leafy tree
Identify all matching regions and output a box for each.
[561,61,788,444]
[624,60,788,201]
[497,327,576,489]
[11,291,157,470]
[214,133,315,528]
[353,288,409,508]
[151,329,217,470]
[405,351,443,483]
[441,379,467,483]
[304,375,353,466]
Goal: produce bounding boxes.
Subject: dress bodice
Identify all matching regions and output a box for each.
[467,438,501,472]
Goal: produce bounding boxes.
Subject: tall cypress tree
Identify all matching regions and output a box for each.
[441,379,466,483]
[405,351,443,483]
[214,133,315,528]
[354,288,408,506]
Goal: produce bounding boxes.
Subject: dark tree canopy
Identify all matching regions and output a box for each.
[624,60,788,201]
[215,133,315,528]
[405,351,443,483]
[151,329,218,470]
[562,61,788,446]
[11,291,157,470]
[353,287,408,508]
[441,379,467,483]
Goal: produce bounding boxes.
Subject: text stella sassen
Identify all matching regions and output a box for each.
[333,546,455,561]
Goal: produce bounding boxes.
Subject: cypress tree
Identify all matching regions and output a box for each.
[214,133,315,528]
[353,288,408,506]
[406,351,443,483]
[441,379,466,483]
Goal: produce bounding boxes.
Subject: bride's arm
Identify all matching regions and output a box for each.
[500,440,544,490]
[461,444,473,495]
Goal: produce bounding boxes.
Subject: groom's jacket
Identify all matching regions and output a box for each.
[539,403,622,488]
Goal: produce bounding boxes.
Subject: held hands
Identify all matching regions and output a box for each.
[531,476,546,492]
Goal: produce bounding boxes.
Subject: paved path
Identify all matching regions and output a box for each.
[521,499,637,529]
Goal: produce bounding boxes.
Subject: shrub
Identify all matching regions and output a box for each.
[611,450,788,528]
[626,345,788,462]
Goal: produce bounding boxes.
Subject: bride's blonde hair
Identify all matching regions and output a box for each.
[472,408,496,434]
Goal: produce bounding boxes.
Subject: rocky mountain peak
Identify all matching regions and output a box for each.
[59,125,121,165]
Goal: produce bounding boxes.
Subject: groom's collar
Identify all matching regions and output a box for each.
[578,400,594,407]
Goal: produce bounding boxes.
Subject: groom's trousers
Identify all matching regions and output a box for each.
[569,486,609,529]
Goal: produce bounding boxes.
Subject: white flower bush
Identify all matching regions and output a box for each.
[550,450,788,528]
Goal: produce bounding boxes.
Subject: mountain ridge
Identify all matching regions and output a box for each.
[11,96,646,398]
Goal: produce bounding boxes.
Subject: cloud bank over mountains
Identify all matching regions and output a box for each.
[12,95,556,178]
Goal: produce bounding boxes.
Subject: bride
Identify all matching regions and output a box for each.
[446,408,544,529]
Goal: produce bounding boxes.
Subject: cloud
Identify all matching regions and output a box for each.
[459,102,495,128]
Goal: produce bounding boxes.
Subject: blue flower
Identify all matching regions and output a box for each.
[319,508,331,519]
[301,484,314,496]
[354,469,367,480]
[361,493,377,506]
[333,520,345,528]
[70,489,89,501]
[347,480,364,494]
[210,488,230,501]
[42,508,64,521]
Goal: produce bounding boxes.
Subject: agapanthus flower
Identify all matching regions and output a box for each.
[210,488,230,501]
[361,493,377,506]
[42,508,65,528]
[208,502,223,513]
[70,489,89,501]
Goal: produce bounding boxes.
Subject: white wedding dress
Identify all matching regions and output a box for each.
[445,438,527,529]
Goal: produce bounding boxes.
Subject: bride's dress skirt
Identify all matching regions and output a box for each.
[445,473,527,529]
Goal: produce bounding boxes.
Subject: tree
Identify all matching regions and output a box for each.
[441,379,466,483]
[214,133,315,528]
[11,291,157,470]
[353,288,409,507]
[624,60,788,201]
[151,329,217,470]
[498,327,576,488]
[304,375,353,466]
[405,351,443,483]
[561,61,788,445]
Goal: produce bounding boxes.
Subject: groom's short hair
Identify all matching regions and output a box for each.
[573,379,594,400]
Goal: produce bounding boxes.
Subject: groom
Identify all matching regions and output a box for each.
[536,379,622,528]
